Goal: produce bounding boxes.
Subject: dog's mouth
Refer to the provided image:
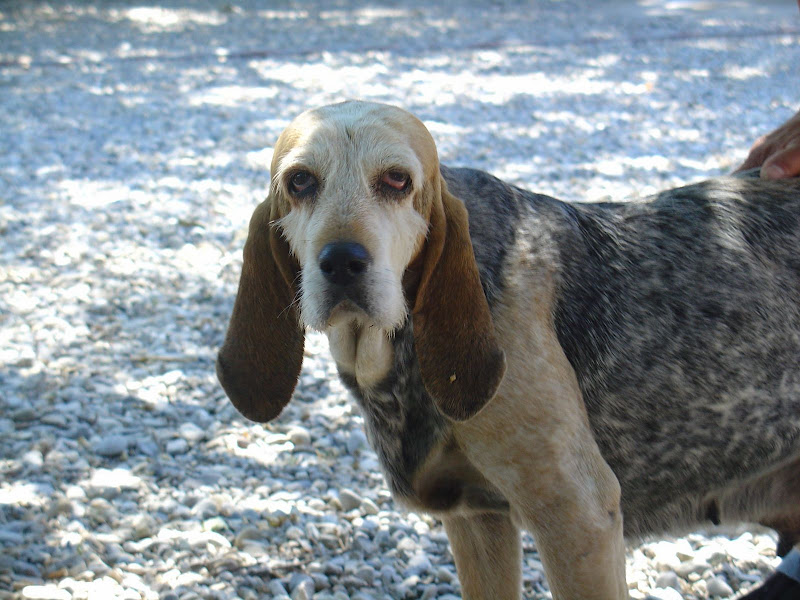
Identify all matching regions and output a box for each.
[301,264,407,333]
[326,298,370,326]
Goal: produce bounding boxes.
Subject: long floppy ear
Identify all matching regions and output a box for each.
[216,198,304,422]
[412,178,506,421]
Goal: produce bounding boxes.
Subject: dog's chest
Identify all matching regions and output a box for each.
[328,319,448,499]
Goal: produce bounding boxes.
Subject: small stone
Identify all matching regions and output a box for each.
[397,537,418,553]
[381,565,400,585]
[0,529,24,545]
[166,438,189,455]
[655,571,681,591]
[137,438,159,456]
[706,576,734,598]
[21,585,71,599]
[692,579,708,597]
[436,567,455,583]
[268,581,288,597]
[93,435,128,457]
[675,549,694,562]
[420,585,438,600]
[288,426,311,446]
[7,558,41,578]
[397,574,420,595]
[87,497,118,524]
[647,540,691,565]
[128,514,156,539]
[361,498,379,515]
[192,498,218,518]
[46,497,74,518]
[404,553,432,576]
[22,449,44,468]
[310,572,330,590]
[354,566,375,584]
[285,526,304,540]
[289,574,315,600]
[65,484,86,500]
[13,407,37,423]
[88,468,142,496]
[338,488,362,512]
[346,430,367,453]
[234,527,263,549]
[647,588,683,600]
[40,413,67,427]
[179,422,205,443]
[674,560,709,578]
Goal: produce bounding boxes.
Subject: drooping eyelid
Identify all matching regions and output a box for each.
[375,154,423,193]
[377,168,413,195]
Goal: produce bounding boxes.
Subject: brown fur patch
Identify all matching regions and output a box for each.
[216,199,304,422]
[412,180,507,421]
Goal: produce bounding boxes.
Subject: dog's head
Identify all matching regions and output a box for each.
[217,101,505,422]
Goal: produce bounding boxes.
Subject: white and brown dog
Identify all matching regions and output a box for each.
[218,100,800,599]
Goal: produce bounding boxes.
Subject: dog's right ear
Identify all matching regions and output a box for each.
[216,198,304,422]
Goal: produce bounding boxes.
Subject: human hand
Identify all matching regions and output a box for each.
[736,109,800,179]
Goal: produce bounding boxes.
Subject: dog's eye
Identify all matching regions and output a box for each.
[381,170,410,193]
[289,171,317,196]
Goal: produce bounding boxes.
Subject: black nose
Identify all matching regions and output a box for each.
[318,242,371,286]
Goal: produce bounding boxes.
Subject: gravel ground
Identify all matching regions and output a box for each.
[2,1,799,599]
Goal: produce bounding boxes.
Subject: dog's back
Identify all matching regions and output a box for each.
[445,166,800,536]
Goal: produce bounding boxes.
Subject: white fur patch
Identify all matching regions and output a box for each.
[328,319,394,389]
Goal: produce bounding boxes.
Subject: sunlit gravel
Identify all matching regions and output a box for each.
[2,1,799,599]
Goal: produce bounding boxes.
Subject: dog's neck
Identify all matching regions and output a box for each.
[326,319,394,389]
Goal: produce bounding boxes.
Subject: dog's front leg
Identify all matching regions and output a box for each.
[516,450,626,600]
[458,409,627,600]
[442,512,521,599]
[454,316,628,599]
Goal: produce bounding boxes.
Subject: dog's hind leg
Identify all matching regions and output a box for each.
[713,456,800,599]
[713,455,800,552]
[442,512,521,600]
[763,515,800,558]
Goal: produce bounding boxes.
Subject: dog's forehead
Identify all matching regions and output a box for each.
[273,102,439,175]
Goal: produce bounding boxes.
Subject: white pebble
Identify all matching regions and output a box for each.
[288,426,312,446]
[338,488,362,512]
[649,587,684,600]
[21,585,71,600]
[706,576,734,598]
[655,571,681,591]
[179,422,206,443]
[166,438,189,455]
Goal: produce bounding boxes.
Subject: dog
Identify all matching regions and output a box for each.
[217,100,800,599]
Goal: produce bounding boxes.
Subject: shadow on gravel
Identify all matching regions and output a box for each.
[1,1,797,598]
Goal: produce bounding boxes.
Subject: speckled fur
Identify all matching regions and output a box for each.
[347,165,800,541]
[338,319,448,500]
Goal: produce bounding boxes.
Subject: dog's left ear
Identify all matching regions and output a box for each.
[412,178,506,421]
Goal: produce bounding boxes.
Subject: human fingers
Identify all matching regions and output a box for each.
[761,142,800,179]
